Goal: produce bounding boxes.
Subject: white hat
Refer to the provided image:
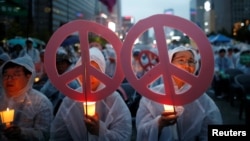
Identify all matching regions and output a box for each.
[26,37,34,43]
[168,46,199,73]
[0,53,10,62]
[75,47,106,73]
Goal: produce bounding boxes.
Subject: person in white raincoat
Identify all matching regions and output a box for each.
[0,54,53,141]
[49,47,132,141]
[136,46,223,141]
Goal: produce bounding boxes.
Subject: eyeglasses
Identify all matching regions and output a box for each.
[3,72,24,80]
[172,58,197,66]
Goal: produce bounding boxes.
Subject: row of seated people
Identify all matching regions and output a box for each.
[1,44,248,140]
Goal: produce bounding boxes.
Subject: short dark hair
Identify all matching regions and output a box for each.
[219,48,226,53]
[2,62,31,75]
[56,54,71,64]
[227,48,233,52]
[26,38,33,44]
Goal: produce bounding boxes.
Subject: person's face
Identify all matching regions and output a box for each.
[56,61,70,74]
[2,67,31,97]
[90,61,101,91]
[40,52,45,62]
[26,41,33,48]
[219,51,226,57]
[171,50,196,88]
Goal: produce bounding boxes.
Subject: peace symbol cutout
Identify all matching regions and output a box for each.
[138,50,159,71]
[44,20,124,102]
[121,14,214,105]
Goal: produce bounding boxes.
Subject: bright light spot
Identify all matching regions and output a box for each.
[204,1,211,12]
[108,21,116,32]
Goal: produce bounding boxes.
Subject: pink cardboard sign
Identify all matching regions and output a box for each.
[138,50,159,71]
[121,14,214,105]
[44,20,124,102]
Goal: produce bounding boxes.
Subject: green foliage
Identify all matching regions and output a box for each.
[88,34,108,48]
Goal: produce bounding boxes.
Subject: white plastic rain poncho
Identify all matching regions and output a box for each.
[136,46,223,141]
[39,48,80,115]
[0,54,53,141]
[50,47,132,141]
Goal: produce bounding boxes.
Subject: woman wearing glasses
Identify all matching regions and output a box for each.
[136,46,222,141]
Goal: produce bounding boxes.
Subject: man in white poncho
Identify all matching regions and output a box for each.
[0,54,53,141]
[136,46,223,141]
[49,47,132,141]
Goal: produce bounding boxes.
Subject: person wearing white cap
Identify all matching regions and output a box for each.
[136,46,222,141]
[103,45,116,77]
[19,38,41,64]
[0,54,53,141]
[50,47,132,141]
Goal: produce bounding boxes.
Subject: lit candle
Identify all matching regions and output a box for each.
[34,76,40,83]
[83,102,96,116]
[163,104,178,140]
[0,108,15,127]
[163,104,174,112]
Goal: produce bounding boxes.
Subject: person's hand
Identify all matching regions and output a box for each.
[3,125,21,140]
[84,113,100,136]
[158,111,178,131]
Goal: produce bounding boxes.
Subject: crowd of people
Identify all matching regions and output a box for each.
[0,36,249,141]
[211,44,250,99]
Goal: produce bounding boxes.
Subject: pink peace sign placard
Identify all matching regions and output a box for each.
[138,50,159,71]
[121,14,214,105]
[44,20,124,102]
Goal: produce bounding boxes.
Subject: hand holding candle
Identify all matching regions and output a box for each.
[83,101,100,135]
[84,113,100,135]
[160,104,177,125]
[158,104,177,129]
[83,102,96,116]
[0,108,15,127]
[162,104,179,140]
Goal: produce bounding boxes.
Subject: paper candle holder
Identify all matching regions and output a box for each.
[163,104,174,112]
[83,102,96,116]
[0,108,15,127]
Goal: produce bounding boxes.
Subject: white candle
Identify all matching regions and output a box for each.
[163,104,174,112]
[0,108,15,127]
[83,102,96,116]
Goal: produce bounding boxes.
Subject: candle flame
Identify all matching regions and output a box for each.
[35,77,40,82]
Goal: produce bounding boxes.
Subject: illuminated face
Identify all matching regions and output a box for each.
[2,67,31,97]
[77,61,101,91]
[90,61,101,91]
[171,50,196,89]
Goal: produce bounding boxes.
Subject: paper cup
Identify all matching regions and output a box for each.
[83,102,96,116]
